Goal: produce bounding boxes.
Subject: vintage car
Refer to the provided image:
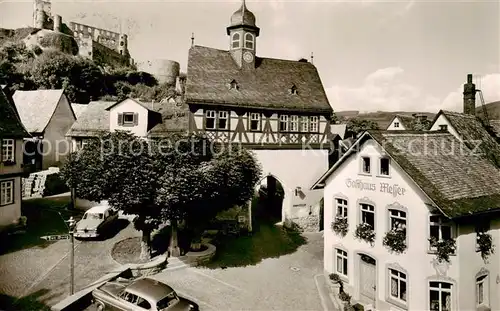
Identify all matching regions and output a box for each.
[73,204,118,239]
[92,277,199,311]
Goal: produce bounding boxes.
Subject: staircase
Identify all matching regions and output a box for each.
[22,167,60,198]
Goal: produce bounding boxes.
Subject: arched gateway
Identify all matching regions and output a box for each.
[183,1,333,231]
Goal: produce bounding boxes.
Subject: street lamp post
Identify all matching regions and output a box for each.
[66,216,77,295]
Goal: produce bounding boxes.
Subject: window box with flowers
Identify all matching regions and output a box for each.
[332,216,349,237]
[429,237,456,263]
[383,227,407,254]
[476,232,494,261]
[354,223,375,245]
[2,159,15,166]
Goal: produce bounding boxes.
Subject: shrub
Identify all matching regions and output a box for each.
[382,227,407,254]
[354,223,375,244]
[329,273,342,284]
[339,291,351,302]
[332,216,349,237]
[43,173,69,197]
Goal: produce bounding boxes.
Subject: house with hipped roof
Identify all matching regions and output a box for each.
[0,87,30,231]
[66,98,189,150]
[311,129,500,311]
[12,89,76,170]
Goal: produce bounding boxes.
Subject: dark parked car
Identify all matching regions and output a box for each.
[92,277,199,311]
[74,204,118,239]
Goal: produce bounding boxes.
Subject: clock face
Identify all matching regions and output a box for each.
[243,52,254,63]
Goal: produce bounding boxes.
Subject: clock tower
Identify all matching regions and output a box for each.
[226,0,260,69]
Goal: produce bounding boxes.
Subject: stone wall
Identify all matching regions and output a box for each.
[288,214,320,232]
[92,41,130,67]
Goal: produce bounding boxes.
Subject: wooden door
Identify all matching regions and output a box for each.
[359,255,376,304]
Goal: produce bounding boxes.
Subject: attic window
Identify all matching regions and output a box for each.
[439,124,448,131]
[229,80,239,90]
[394,122,400,128]
[118,112,138,126]
[289,85,298,95]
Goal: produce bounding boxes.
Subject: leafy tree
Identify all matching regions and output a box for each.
[61,132,262,260]
[345,118,379,138]
[155,140,261,253]
[27,50,103,103]
[409,118,432,131]
[61,131,161,261]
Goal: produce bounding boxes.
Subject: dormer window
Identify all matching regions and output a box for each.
[439,124,448,131]
[394,122,400,128]
[244,33,254,49]
[289,85,298,95]
[231,33,240,49]
[229,80,239,90]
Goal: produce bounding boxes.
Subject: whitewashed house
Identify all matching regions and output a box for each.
[311,130,500,311]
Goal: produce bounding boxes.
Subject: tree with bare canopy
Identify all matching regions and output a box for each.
[61,131,261,261]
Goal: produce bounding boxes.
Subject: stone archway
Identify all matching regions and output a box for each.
[250,173,289,229]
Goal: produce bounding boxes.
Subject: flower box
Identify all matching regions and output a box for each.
[382,227,407,254]
[354,223,375,244]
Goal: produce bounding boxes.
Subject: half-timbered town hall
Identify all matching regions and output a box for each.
[184,1,334,231]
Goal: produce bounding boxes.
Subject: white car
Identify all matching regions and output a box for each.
[74,205,118,239]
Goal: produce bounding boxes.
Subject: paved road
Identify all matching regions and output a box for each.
[0,216,140,307]
[149,232,336,311]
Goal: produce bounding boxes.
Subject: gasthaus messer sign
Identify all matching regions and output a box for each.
[345,178,407,198]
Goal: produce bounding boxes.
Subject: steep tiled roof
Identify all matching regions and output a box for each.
[12,89,64,133]
[313,131,500,218]
[395,115,414,129]
[66,101,112,137]
[71,103,88,120]
[185,46,332,114]
[439,110,500,167]
[0,88,30,138]
[148,101,189,136]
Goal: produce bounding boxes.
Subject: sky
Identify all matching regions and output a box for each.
[0,0,499,113]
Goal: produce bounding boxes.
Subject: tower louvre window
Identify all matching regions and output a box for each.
[231,33,241,49]
[244,33,254,49]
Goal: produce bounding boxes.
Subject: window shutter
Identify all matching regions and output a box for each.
[117,113,123,125]
[133,113,139,125]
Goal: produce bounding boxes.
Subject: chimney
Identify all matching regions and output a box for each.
[463,74,476,115]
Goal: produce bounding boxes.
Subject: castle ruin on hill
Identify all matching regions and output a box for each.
[32,0,133,68]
